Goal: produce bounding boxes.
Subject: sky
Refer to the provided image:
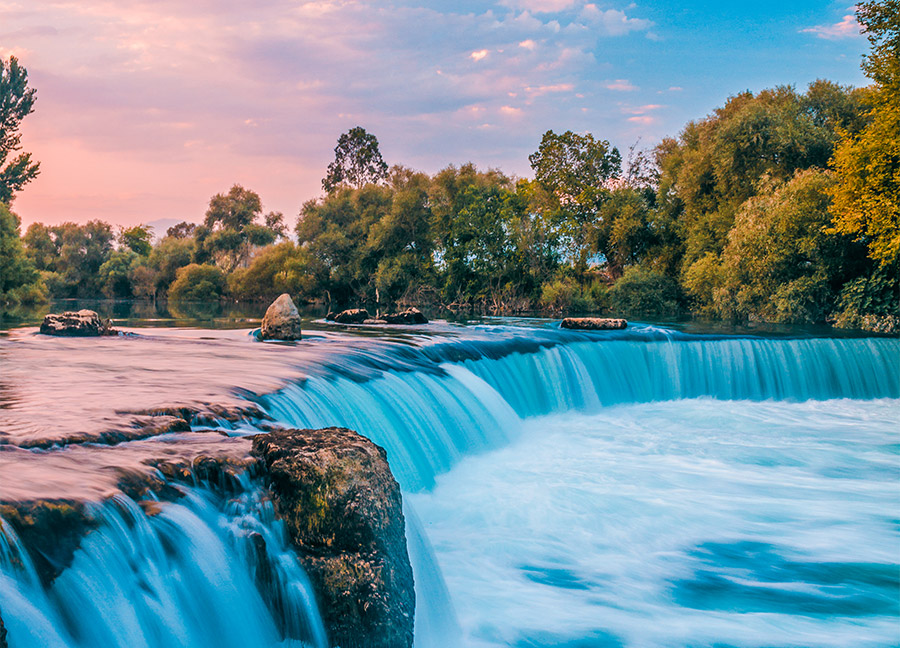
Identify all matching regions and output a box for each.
[1,0,871,230]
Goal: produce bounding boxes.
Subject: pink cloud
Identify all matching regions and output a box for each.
[800,13,861,40]
[605,79,637,91]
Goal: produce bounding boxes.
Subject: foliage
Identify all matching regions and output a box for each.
[24,220,114,297]
[656,81,865,272]
[168,263,226,301]
[148,236,196,296]
[196,185,281,272]
[829,2,900,266]
[322,126,389,193]
[608,266,681,315]
[528,130,621,268]
[228,242,325,301]
[0,203,44,305]
[118,225,153,256]
[98,250,139,299]
[539,276,606,313]
[0,56,40,204]
[712,169,863,323]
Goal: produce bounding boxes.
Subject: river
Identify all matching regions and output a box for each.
[0,313,897,647]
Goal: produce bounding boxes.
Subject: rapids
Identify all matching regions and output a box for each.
[0,319,897,647]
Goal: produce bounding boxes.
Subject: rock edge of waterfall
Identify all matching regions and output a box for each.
[0,425,415,648]
[253,427,415,648]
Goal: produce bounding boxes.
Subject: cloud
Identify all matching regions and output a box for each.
[2,0,668,226]
[499,0,577,13]
[801,13,861,40]
[605,79,637,91]
[580,4,652,36]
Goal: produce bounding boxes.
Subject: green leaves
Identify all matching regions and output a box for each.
[0,56,39,205]
[322,127,389,193]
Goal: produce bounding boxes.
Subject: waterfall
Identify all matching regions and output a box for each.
[259,335,899,490]
[0,482,327,648]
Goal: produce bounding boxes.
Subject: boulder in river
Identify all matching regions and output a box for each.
[39,310,116,337]
[383,308,428,325]
[260,293,302,341]
[333,308,370,324]
[252,427,415,648]
[561,317,627,330]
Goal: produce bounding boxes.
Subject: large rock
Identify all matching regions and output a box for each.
[252,428,414,648]
[333,308,370,324]
[383,308,428,325]
[39,310,116,337]
[260,293,302,341]
[561,317,627,330]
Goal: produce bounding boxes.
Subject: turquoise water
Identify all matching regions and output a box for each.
[0,321,897,647]
[409,398,900,647]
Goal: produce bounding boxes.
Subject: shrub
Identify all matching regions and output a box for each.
[168,263,226,301]
[609,267,681,316]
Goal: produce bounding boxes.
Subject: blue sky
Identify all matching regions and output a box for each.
[0,0,870,228]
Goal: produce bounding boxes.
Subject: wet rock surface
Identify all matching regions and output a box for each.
[39,310,116,337]
[260,293,302,341]
[561,317,627,330]
[252,427,415,648]
[0,500,96,586]
[332,308,371,324]
[383,308,428,325]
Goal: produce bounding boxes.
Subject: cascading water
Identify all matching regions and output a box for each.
[259,333,899,490]
[1,324,897,648]
[0,480,327,648]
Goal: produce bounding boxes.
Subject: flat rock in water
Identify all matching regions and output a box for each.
[260,293,302,341]
[383,307,428,325]
[333,308,370,324]
[39,310,116,337]
[252,427,415,648]
[561,317,627,330]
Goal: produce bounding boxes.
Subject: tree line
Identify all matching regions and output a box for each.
[1,1,897,330]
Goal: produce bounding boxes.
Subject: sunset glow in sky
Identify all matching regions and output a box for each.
[1,1,870,229]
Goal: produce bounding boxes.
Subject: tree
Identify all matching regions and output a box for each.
[0,56,40,204]
[0,203,44,304]
[167,221,197,239]
[168,263,226,301]
[829,1,900,267]
[322,126,388,193]
[715,169,862,323]
[197,185,280,272]
[528,130,622,269]
[118,224,153,256]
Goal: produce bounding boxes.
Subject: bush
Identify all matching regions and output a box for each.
[832,263,899,332]
[168,263,226,301]
[609,267,681,316]
[539,277,606,312]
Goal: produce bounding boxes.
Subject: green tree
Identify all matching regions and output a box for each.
[715,170,863,323]
[0,203,44,304]
[322,126,389,193]
[118,224,153,256]
[168,263,226,301]
[528,130,621,269]
[99,250,139,299]
[297,183,393,302]
[228,242,325,301]
[148,235,195,297]
[196,185,280,272]
[0,56,40,204]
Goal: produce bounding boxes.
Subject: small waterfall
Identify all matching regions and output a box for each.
[460,337,900,417]
[259,335,899,490]
[0,482,327,648]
